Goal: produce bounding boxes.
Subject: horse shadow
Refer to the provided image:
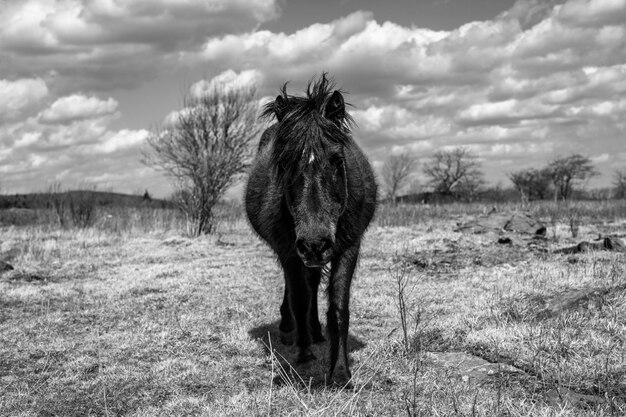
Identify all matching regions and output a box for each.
[248,320,366,388]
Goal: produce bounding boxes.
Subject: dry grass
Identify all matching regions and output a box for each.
[1,201,625,416]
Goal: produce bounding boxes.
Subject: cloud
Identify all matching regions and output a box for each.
[2,0,626,194]
[92,129,149,154]
[189,1,625,186]
[456,99,559,126]
[558,0,626,27]
[198,11,453,97]
[0,0,280,91]
[500,0,564,30]
[353,104,452,147]
[0,78,49,120]
[0,93,151,194]
[38,94,118,124]
[189,69,263,98]
[0,0,279,52]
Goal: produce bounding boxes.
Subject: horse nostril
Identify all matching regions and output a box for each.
[296,237,331,259]
[296,239,308,255]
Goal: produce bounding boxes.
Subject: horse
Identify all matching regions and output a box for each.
[245,74,377,382]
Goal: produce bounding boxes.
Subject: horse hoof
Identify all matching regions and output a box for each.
[330,380,354,390]
[327,368,352,388]
[297,350,316,364]
[280,331,295,346]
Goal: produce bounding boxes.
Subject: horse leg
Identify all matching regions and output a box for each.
[306,267,325,343]
[284,257,315,363]
[279,286,295,345]
[327,244,359,382]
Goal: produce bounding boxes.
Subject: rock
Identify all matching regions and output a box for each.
[535,284,626,319]
[427,351,524,385]
[497,234,526,247]
[504,212,547,236]
[428,351,607,408]
[545,388,606,408]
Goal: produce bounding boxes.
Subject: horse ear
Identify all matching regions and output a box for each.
[274,95,287,122]
[325,90,345,125]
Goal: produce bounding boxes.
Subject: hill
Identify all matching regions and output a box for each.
[0,190,173,210]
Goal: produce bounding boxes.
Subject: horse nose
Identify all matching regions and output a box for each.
[296,237,332,260]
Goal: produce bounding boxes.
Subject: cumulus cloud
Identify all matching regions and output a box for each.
[0,78,49,120]
[199,11,450,97]
[353,104,452,148]
[0,0,280,91]
[189,1,623,185]
[0,0,279,52]
[199,0,626,185]
[2,0,626,194]
[189,69,263,98]
[93,129,149,154]
[0,93,151,194]
[38,94,118,124]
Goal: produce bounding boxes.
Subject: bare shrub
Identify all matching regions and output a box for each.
[423,147,485,202]
[382,153,418,202]
[508,167,552,203]
[547,154,598,200]
[144,81,261,235]
[613,170,626,199]
[390,259,422,355]
[47,182,97,228]
[68,188,97,228]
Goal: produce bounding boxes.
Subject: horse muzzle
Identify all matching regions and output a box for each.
[296,236,332,268]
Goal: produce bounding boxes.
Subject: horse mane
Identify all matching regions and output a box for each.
[262,73,354,184]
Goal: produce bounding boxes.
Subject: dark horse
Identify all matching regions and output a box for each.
[245,74,377,382]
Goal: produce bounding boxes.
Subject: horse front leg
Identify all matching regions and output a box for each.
[306,267,325,344]
[279,285,295,345]
[283,257,315,363]
[327,244,359,383]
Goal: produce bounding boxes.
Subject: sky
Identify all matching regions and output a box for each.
[1,0,625,198]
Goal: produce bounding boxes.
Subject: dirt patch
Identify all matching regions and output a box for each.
[400,210,549,272]
[455,211,547,236]
[400,242,535,272]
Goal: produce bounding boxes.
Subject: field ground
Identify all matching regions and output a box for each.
[1,204,625,416]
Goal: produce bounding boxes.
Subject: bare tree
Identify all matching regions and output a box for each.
[144,82,261,235]
[546,154,598,200]
[382,153,418,202]
[613,170,626,199]
[422,147,485,201]
[508,167,552,202]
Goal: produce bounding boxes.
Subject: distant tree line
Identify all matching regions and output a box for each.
[382,148,625,204]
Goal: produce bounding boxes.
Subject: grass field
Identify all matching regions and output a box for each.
[1,201,625,416]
